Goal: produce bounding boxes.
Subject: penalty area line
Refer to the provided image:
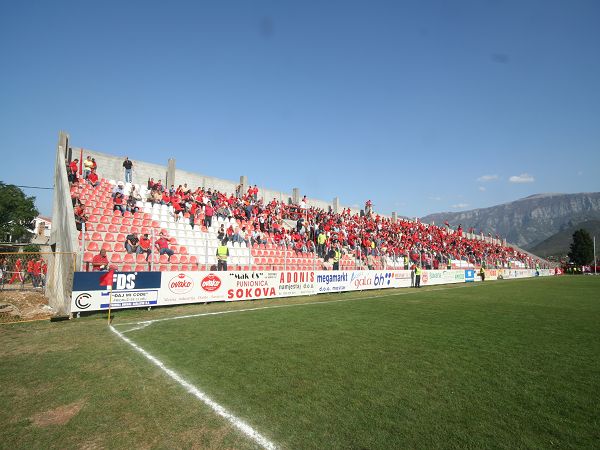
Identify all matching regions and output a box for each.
[109,325,278,450]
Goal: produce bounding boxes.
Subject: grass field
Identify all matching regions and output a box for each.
[1,276,599,449]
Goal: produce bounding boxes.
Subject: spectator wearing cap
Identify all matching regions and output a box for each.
[123,157,133,183]
[112,182,125,198]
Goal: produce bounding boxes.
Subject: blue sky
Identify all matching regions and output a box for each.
[1,0,599,218]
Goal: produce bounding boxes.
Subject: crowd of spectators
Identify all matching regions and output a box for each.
[70,157,539,271]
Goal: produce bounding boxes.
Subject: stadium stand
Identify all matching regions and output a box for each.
[69,168,542,273]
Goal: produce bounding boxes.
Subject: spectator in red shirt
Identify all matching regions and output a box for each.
[92,249,109,271]
[87,168,99,187]
[138,234,152,261]
[155,234,174,261]
[113,192,125,214]
[204,202,214,228]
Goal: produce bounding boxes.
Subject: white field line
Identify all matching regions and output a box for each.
[109,325,278,450]
[115,283,480,330]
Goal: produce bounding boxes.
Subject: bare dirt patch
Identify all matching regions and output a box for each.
[31,399,86,427]
[0,289,53,322]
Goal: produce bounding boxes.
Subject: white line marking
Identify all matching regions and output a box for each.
[110,325,278,450]
[115,283,479,329]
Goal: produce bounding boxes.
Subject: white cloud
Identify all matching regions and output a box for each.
[476,174,499,182]
[509,173,535,183]
[478,186,486,192]
[451,203,469,209]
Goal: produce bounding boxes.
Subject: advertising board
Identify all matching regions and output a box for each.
[71,267,551,312]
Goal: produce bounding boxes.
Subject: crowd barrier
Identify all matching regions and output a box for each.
[71,268,553,313]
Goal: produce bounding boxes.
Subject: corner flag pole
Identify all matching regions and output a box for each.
[107,281,113,324]
[594,236,597,275]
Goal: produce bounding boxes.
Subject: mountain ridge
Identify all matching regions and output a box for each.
[420,192,600,250]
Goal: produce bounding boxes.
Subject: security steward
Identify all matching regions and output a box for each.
[414,264,422,288]
[216,240,229,271]
[479,266,485,282]
[332,244,342,271]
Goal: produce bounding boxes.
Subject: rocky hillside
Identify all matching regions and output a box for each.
[421,193,600,250]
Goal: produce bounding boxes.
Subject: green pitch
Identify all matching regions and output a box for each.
[1,277,599,449]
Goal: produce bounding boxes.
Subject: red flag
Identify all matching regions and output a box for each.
[99,270,114,287]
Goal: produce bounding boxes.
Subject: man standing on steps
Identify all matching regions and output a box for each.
[123,157,133,183]
[414,264,422,288]
[216,240,229,271]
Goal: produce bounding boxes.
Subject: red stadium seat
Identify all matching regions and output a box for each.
[84,252,94,263]
[100,215,110,224]
[159,265,168,272]
[111,216,121,225]
[179,255,188,264]
[91,232,103,241]
[108,224,119,233]
[124,253,135,263]
[136,254,148,263]
[105,233,115,242]
[88,215,99,223]
[134,265,147,272]
[101,242,113,252]
[116,234,126,242]
[87,242,99,251]
[121,264,132,272]
[123,211,132,218]
[114,243,125,252]
[96,224,107,232]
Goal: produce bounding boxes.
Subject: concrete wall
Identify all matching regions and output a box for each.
[72,145,365,214]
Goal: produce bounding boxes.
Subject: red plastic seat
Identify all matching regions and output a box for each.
[189,256,198,264]
[119,225,129,233]
[88,215,99,223]
[132,219,142,226]
[95,224,107,232]
[123,211,132,218]
[116,234,126,242]
[91,232,103,241]
[134,265,147,272]
[136,254,149,263]
[84,252,94,263]
[114,243,126,252]
[111,216,121,225]
[124,253,135,263]
[100,215,110,224]
[108,224,119,233]
[105,233,115,242]
[159,265,168,271]
[122,218,132,225]
[179,255,188,264]
[87,242,99,251]
[101,242,113,252]
[169,265,179,271]
[159,254,169,264]
[113,210,122,217]
[121,264,132,272]
[92,208,101,215]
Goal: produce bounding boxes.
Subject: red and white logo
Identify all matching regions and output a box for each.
[168,273,194,294]
[201,273,222,292]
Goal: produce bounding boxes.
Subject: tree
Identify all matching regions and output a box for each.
[568,229,594,266]
[0,182,39,243]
